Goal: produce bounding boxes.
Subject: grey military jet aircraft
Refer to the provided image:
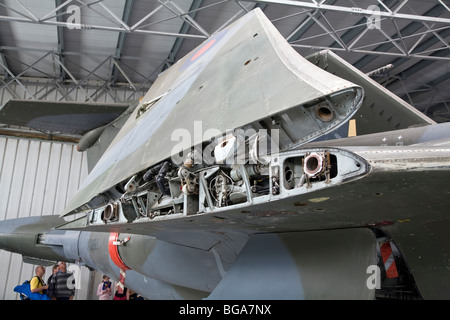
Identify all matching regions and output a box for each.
[0,8,449,300]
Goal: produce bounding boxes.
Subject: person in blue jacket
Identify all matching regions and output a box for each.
[30,266,48,295]
[14,265,50,300]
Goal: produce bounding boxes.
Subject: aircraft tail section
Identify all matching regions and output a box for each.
[0,99,129,136]
[0,98,140,172]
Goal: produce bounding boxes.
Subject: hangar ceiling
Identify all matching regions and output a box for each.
[0,0,449,124]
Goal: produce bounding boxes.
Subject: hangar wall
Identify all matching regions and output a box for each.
[0,79,145,299]
[0,137,91,299]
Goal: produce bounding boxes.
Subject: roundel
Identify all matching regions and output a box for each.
[191,38,217,62]
[181,29,228,70]
[108,232,131,270]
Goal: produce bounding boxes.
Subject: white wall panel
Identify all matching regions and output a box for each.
[0,137,89,299]
[17,140,41,218]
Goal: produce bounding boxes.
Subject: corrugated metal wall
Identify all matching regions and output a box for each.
[0,80,145,299]
[0,137,90,299]
[0,139,87,219]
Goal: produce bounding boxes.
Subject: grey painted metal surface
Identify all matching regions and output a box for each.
[207,229,377,299]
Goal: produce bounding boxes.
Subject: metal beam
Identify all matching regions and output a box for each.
[0,51,55,99]
[0,51,9,79]
[0,13,207,40]
[110,0,134,86]
[164,0,204,69]
[248,0,450,25]
[0,0,448,39]
[384,27,450,89]
[160,0,210,38]
[286,0,338,43]
[282,2,450,63]
[55,0,67,81]
[57,55,112,101]
[351,4,448,69]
